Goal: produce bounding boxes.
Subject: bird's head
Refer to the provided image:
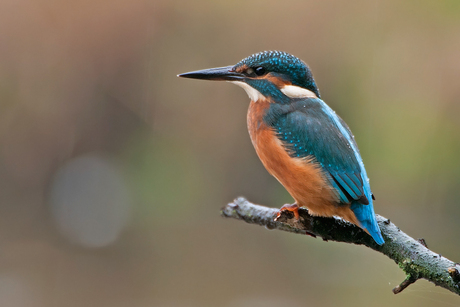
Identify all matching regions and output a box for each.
[178,51,320,103]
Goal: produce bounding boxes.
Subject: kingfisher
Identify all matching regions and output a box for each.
[178,51,384,245]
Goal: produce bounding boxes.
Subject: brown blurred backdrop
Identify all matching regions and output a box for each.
[0,0,459,306]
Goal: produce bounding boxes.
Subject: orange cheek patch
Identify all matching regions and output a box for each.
[262,73,292,89]
[234,64,249,73]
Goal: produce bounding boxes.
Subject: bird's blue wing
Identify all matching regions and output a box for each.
[268,98,368,205]
[265,97,384,245]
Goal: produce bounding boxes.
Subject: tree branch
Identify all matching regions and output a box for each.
[221,197,460,295]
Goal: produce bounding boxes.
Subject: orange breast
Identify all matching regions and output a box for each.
[247,99,360,225]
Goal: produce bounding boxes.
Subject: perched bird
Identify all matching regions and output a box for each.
[178,51,384,245]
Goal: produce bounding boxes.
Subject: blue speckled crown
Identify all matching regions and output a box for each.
[234,51,320,97]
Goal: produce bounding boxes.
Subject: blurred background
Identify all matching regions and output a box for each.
[0,0,459,306]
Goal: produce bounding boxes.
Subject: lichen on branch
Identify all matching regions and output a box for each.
[221,197,460,295]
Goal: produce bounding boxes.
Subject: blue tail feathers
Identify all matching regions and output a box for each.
[350,201,384,245]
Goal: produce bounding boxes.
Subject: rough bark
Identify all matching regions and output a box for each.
[221,197,460,295]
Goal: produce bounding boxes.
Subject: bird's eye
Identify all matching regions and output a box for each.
[255,66,266,76]
[244,67,266,77]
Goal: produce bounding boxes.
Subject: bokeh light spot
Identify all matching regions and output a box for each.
[50,154,131,248]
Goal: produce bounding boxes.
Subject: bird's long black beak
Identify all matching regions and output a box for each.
[178,65,243,81]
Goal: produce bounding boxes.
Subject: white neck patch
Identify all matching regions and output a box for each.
[280,85,317,99]
[229,81,265,102]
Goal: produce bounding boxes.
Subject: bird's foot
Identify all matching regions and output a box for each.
[274,203,300,221]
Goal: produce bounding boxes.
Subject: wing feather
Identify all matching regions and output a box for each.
[270,99,369,205]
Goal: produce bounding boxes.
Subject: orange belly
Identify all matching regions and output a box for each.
[247,100,360,225]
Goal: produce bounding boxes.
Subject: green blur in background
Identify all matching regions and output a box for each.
[0,0,459,306]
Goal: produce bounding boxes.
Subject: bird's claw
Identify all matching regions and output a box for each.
[274,203,300,221]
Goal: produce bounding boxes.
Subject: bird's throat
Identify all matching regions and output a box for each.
[229,81,265,102]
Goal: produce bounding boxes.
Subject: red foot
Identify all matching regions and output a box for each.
[275,203,300,220]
